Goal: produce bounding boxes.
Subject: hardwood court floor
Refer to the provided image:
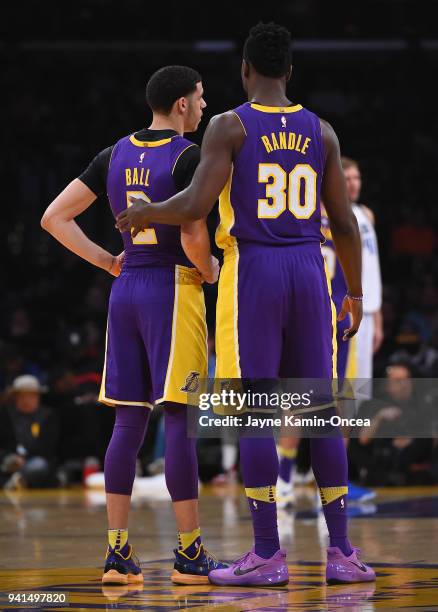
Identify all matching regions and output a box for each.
[1,483,438,610]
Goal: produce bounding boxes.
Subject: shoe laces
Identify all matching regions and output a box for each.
[202,547,220,568]
[233,550,252,568]
[130,547,141,566]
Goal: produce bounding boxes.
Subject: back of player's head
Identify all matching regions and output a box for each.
[341,156,360,171]
[243,22,292,78]
[146,66,202,115]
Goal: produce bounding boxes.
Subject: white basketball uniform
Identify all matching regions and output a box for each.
[352,204,382,382]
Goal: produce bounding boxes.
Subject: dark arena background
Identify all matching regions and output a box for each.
[1,1,438,610]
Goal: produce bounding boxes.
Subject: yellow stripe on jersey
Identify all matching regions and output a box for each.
[129,135,173,147]
[250,103,303,114]
[216,166,236,250]
[98,321,153,408]
[156,265,207,405]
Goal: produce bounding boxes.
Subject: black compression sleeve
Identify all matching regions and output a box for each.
[172,145,200,191]
[78,146,113,196]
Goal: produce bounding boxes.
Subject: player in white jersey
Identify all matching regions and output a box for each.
[342,157,383,386]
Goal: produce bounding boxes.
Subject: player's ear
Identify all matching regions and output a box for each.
[176,97,187,115]
[242,59,250,79]
[286,65,293,83]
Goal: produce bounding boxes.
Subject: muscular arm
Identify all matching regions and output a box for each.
[321,119,363,337]
[41,179,122,275]
[116,112,245,232]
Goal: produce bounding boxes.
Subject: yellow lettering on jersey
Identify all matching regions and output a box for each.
[262,132,311,155]
[279,132,287,149]
[288,132,296,150]
[301,137,311,155]
[139,167,150,186]
[261,135,273,153]
[132,167,139,185]
[125,168,132,186]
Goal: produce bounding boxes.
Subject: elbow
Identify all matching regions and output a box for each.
[40,211,52,232]
[41,209,58,233]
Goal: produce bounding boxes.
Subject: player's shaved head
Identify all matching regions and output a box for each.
[243,22,292,78]
[146,65,202,115]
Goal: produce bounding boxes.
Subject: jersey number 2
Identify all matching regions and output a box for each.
[258,163,317,220]
[126,191,157,245]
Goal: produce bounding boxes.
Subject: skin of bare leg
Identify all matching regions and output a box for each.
[172,499,199,533]
[106,493,131,529]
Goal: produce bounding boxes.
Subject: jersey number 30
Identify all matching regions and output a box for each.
[126,191,157,245]
[258,163,316,220]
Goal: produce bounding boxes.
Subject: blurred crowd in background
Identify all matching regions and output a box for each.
[2,0,438,490]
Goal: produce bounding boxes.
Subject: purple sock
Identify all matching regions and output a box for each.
[278,455,295,483]
[310,435,352,556]
[104,405,150,495]
[164,403,198,501]
[240,436,280,559]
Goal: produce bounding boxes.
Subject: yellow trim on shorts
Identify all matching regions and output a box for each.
[346,332,358,379]
[98,321,153,409]
[322,255,338,380]
[215,166,241,380]
[158,265,207,405]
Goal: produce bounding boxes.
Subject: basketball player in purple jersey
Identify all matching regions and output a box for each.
[117,25,375,586]
[41,66,227,585]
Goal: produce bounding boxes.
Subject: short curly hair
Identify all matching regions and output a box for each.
[243,22,292,78]
[146,65,201,114]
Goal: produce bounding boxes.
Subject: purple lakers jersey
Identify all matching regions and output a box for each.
[107,133,196,267]
[321,212,347,311]
[216,102,325,249]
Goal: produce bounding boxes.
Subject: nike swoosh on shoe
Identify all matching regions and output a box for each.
[234,563,267,576]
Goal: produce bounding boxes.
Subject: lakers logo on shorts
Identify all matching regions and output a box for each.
[181,371,200,393]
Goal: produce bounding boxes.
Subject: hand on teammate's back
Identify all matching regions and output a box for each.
[116,197,148,237]
[338,295,363,340]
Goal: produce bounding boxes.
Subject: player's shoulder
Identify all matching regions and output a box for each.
[359,204,375,225]
[207,110,247,142]
[173,135,198,154]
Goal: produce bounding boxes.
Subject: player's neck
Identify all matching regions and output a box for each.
[148,114,184,135]
[248,81,291,108]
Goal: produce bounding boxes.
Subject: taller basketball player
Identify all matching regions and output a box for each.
[41,65,227,585]
[342,157,383,384]
[117,24,375,586]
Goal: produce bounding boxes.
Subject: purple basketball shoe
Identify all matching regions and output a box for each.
[326,547,376,584]
[208,548,289,587]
